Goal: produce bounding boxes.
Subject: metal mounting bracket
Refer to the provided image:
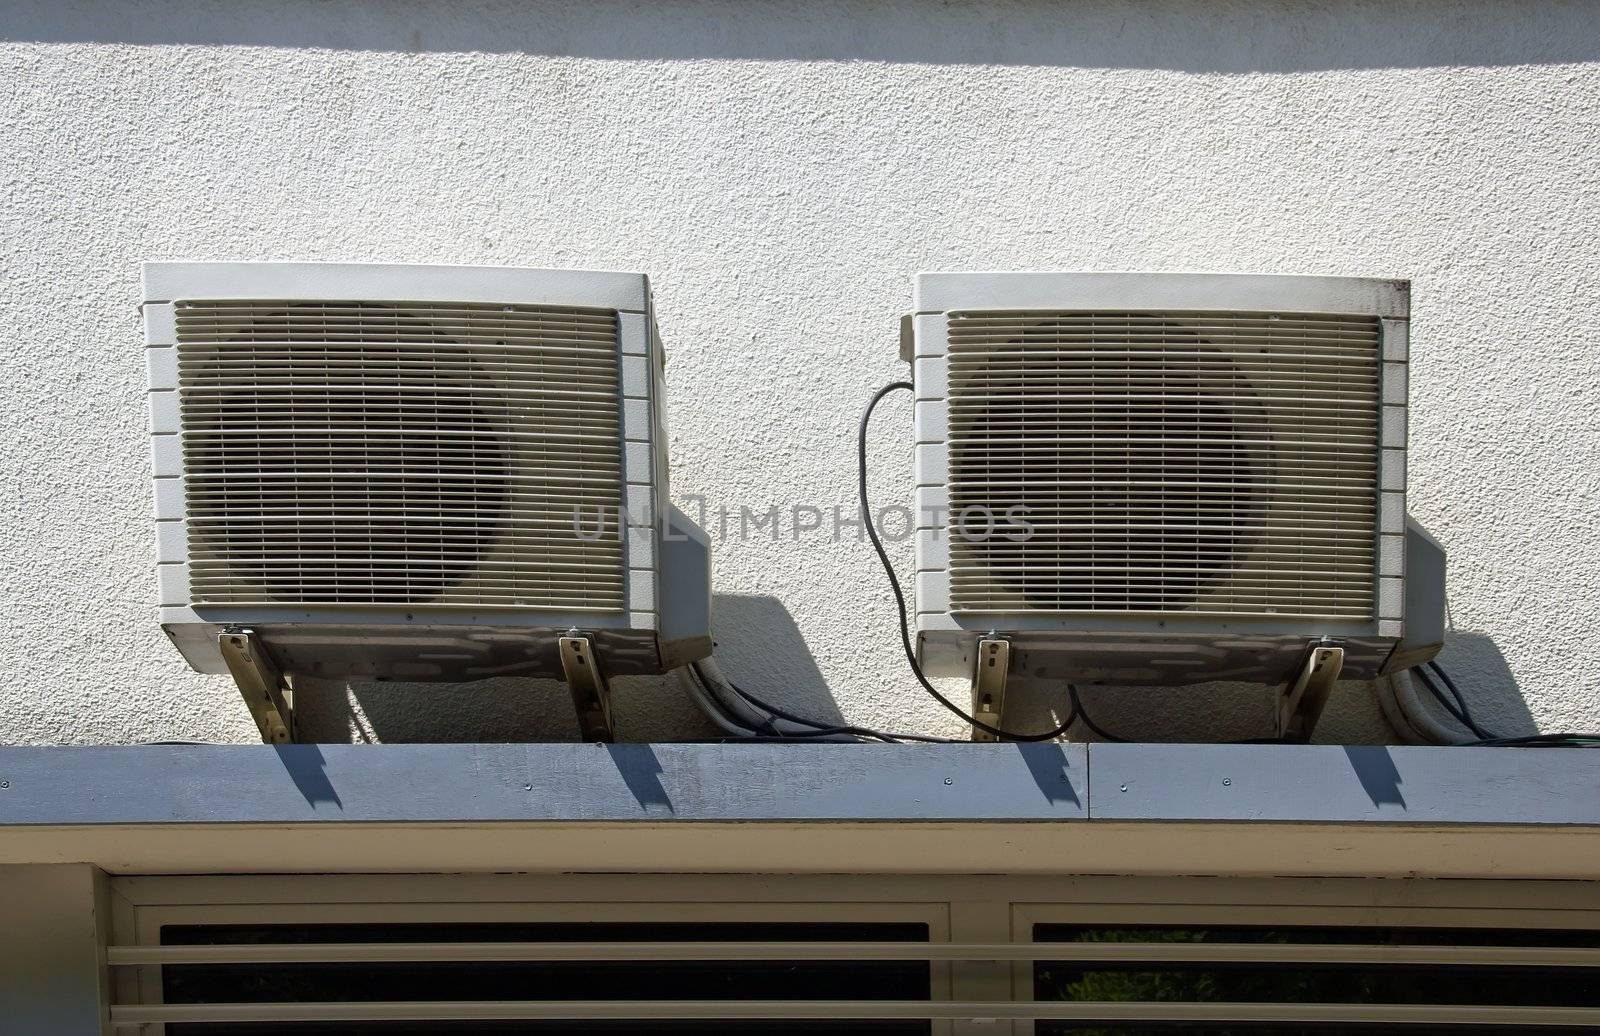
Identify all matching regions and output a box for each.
[970,637,1010,742]
[1276,640,1346,743]
[217,629,294,744]
[559,634,616,743]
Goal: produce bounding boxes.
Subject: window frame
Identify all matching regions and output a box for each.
[109,873,1600,1035]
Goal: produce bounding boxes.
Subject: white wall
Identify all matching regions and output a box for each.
[2,0,1596,745]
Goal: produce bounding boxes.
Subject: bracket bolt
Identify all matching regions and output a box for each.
[1222,778,1232,787]
[0,780,9,789]
[944,777,953,785]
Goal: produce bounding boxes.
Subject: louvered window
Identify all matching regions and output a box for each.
[108,875,1600,1032]
[1034,923,1600,1033]
[114,920,933,1033]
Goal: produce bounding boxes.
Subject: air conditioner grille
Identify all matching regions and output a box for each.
[944,310,1380,619]
[175,300,626,610]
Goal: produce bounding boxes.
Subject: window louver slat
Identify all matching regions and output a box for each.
[945,310,1381,620]
[176,300,626,611]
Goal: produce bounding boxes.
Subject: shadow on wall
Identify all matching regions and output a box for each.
[265,612,1532,746]
[3,0,1597,71]
[1343,631,1540,806]
[295,670,716,744]
[998,629,1536,745]
[292,657,724,745]
[287,592,834,743]
[707,591,847,727]
[1001,675,1287,744]
[1429,627,1537,739]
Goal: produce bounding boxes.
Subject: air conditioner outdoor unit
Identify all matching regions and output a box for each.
[145,262,709,741]
[905,272,1444,737]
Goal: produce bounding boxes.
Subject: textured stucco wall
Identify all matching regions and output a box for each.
[1,0,1596,745]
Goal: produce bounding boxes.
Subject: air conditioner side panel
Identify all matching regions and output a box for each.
[145,302,189,625]
[620,307,660,630]
[911,313,955,640]
[1375,317,1411,642]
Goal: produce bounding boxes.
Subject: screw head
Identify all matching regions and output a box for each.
[0,780,10,789]
[1222,778,1232,787]
[943,777,953,785]
[1119,783,1128,792]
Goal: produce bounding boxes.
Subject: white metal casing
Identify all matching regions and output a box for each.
[907,271,1441,685]
[145,262,710,680]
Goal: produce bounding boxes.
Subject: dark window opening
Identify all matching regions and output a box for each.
[1033,924,1600,1036]
[160,921,931,1035]
[1039,1028,1600,1035]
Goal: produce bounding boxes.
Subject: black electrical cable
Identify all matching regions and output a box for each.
[1414,664,1472,729]
[1410,663,1481,735]
[692,661,961,744]
[1414,658,1497,741]
[858,381,1086,742]
[1067,684,1127,743]
[699,735,875,744]
[1409,660,1598,747]
[1464,733,1600,747]
[683,660,844,739]
[730,682,957,744]
[1425,660,1496,740]
[690,662,867,739]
